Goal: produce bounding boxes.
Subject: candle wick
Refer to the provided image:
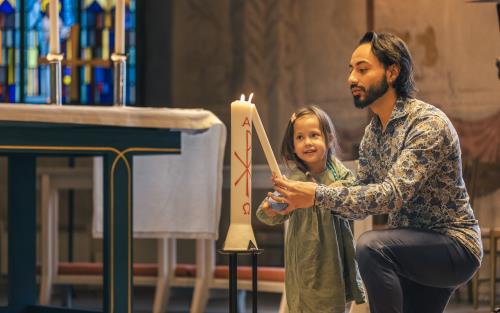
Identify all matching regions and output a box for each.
[248,93,254,103]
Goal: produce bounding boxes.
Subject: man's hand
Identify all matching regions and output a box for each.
[268,176,317,215]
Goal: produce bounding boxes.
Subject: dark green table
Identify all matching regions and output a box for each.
[0,119,180,313]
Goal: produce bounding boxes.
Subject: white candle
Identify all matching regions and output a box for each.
[252,104,283,178]
[49,0,59,54]
[114,0,125,54]
[223,95,258,251]
[231,96,253,224]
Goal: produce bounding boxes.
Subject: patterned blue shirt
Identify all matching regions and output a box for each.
[315,98,482,262]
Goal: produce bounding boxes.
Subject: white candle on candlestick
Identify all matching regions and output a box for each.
[49,0,60,54]
[231,97,252,225]
[252,104,283,178]
[223,94,258,251]
[115,0,125,54]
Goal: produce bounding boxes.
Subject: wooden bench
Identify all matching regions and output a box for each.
[37,261,285,297]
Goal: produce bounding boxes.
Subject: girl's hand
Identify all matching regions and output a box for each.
[261,200,278,217]
[269,176,317,215]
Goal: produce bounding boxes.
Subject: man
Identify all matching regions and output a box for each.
[271,32,482,313]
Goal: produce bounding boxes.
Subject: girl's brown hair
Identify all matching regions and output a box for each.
[280,105,340,173]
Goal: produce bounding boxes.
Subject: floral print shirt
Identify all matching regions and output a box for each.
[315,98,482,262]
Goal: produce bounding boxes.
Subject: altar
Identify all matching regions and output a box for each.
[0,104,222,313]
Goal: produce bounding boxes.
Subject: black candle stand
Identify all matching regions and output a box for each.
[218,249,263,313]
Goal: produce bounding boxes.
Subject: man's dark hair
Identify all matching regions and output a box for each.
[359,31,417,99]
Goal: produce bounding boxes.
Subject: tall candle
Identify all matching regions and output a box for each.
[252,104,282,178]
[49,0,59,54]
[231,96,253,224]
[223,95,258,251]
[115,0,125,54]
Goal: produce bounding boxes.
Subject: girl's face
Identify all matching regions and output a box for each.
[293,114,328,174]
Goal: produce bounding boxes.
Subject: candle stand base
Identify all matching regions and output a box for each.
[218,249,263,313]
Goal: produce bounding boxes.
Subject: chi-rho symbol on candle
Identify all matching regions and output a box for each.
[234,112,251,215]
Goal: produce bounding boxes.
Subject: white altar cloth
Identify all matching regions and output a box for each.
[0,104,219,130]
[93,122,226,239]
[88,107,226,240]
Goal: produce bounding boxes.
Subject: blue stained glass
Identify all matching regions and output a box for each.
[89,30,95,46]
[86,1,103,13]
[14,29,20,46]
[128,46,135,65]
[5,11,15,27]
[94,66,104,81]
[80,9,87,27]
[0,1,15,14]
[0,0,19,103]
[80,77,87,104]
[61,0,75,26]
[125,9,132,29]
[86,8,95,26]
[128,66,135,83]
[6,30,12,47]
[80,29,87,47]
[127,30,134,46]
[8,85,15,102]
[27,0,42,28]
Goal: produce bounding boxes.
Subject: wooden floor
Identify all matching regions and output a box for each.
[0,283,495,312]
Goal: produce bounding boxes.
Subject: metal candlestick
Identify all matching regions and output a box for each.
[219,248,263,313]
[47,53,63,105]
[112,53,127,107]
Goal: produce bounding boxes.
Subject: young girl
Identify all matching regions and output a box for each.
[256,105,365,313]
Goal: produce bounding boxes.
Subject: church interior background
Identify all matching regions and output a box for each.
[0,0,499,312]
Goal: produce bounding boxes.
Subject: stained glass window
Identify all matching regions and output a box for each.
[0,0,20,103]
[24,0,74,103]
[80,0,135,105]
[22,0,135,105]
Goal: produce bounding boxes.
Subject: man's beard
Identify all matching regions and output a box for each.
[352,76,389,109]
